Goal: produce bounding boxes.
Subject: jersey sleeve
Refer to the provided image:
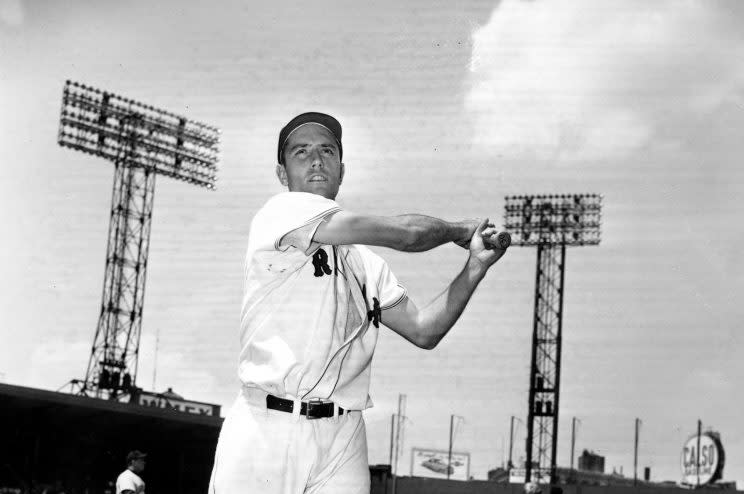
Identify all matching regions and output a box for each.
[377,259,407,310]
[354,246,406,310]
[116,473,135,494]
[248,192,342,256]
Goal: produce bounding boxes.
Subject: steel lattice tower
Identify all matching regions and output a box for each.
[504,194,602,484]
[57,81,220,399]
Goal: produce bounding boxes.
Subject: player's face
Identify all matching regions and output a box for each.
[276,124,345,200]
[130,458,146,473]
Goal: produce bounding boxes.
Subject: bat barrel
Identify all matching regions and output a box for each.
[494,231,511,249]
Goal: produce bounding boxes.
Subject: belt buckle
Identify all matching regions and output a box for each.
[305,399,325,420]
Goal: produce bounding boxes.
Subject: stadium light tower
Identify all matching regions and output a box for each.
[504,194,602,484]
[58,80,220,400]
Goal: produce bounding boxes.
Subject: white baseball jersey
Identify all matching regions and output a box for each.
[116,469,145,494]
[238,191,406,410]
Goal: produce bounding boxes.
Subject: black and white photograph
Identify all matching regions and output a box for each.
[1,1,742,493]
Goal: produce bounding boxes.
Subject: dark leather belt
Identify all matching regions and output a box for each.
[266,394,345,419]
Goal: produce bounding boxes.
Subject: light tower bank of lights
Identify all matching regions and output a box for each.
[57,81,220,400]
[504,194,602,484]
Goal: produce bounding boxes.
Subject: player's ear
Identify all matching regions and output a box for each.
[339,162,345,185]
[276,164,288,186]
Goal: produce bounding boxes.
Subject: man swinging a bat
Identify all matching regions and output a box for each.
[208,112,510,494]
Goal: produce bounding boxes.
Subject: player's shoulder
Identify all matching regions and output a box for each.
[252,192,337,227]
[254,192,289,218]
[262,191,338,221]
[261,191,338,211]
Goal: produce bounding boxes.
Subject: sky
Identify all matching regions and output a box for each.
[1,0,743,486]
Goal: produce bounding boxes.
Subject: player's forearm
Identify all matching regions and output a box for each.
[395,215,471,252]
[412,257,488,349]
[313,211,475,252]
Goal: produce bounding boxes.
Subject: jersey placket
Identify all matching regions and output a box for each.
[301,246,372,402]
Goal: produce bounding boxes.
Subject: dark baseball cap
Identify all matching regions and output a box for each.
[126,450,147,463]
[277,112,343,164]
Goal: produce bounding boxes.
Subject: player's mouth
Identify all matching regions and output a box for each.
[307,174,328,183]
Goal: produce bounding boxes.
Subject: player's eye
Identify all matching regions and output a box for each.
[295,149,307,156]
[322,148,334,155]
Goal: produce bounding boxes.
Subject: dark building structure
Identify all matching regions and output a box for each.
[2,383,738,494]
[0,383,222,494]
[578,450,605,474]
[381,468,737,494]
[487,464,737,491]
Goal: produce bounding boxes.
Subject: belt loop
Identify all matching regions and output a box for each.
[292,397,301,421]
[333,402,340,420]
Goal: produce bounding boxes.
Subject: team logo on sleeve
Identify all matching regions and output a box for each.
[367,297,381,328]
[312,249,332,277]
[361,284,381,328]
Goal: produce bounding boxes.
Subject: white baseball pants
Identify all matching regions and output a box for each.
[208,388,370,494]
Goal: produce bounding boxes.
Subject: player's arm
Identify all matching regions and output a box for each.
[313,210,482,252]
[381,220,507,349]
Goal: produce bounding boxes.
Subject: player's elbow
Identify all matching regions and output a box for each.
[413,331,441,350]
[418,338,439,350]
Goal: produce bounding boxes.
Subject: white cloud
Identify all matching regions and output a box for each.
[0,0,24,26]
[465,0,744,161]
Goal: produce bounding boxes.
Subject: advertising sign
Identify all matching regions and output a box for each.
[137,391,220,416]
[411,448,470,481]
[509,467,550,484]
[680,431,725,485]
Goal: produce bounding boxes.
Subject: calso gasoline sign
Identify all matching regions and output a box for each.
[680,431,725,485]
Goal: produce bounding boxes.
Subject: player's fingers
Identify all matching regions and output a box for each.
[482,233,495,250]
[477,218,490,233]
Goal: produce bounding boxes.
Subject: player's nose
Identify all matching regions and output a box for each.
[310,148,324,167]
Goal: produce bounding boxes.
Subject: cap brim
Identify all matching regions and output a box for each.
[277,112,343,164]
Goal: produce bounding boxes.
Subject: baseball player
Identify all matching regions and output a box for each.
[208,112,508,494]
[116,450,146,494]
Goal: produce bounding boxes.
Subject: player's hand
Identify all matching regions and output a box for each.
[468,218,507,269]
[454,219,493,249]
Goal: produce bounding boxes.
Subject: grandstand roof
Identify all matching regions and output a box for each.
[0,381,222,438]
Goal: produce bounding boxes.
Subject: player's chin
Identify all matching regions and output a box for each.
[306,181,338,199]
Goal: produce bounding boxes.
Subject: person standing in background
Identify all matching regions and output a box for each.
[116,451,146,494]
